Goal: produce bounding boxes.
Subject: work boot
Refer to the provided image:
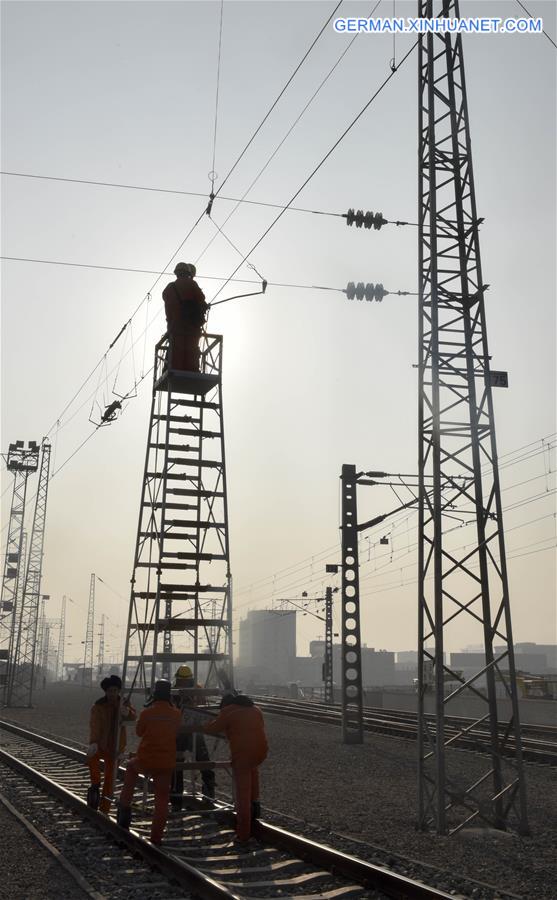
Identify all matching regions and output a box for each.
[251,800,261,822]
[116,805,132,830]
[202,781,215,800]
[170,793,183,812]
[86,784,100,810]
[99,796,111,815]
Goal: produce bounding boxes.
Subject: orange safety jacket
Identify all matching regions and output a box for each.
[202,704,268,768]
[135,701,182,771]
[89,698,136,756]
[163,279,206,335]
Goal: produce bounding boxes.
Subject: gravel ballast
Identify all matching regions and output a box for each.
[3,683,556,899]
[0,794,92,900]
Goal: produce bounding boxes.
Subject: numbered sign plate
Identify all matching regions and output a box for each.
[489,370,509,388]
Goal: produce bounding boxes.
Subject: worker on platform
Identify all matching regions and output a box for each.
[162,262,208,373]
[171,665,215,808]
[116,679,181,845]
[184,692,268,845]
[86,674,136,814]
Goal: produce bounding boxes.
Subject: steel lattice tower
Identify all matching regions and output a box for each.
[97,613,105,677]
[0,441,39,702]
[57,596,66,681]
[6,441,51,707]
[123,333,233,695]
[82,574,95,687]
[417,0,527,834]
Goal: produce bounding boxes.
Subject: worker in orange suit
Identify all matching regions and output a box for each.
[116,679,182,845]
[185,693,268,845]
[162,262,208,372]
[86,674,136,814]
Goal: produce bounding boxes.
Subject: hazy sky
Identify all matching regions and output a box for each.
[1,0,555,665]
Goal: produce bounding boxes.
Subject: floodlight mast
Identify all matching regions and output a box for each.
[417,0,527,834]
[0,440,40,703]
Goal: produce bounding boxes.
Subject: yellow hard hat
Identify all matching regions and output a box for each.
[175,665,193,681]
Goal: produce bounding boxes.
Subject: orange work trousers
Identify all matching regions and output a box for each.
[170,332,201,372]
[88,754,116,813]
[119,757,172,844]
[233,765,260,842]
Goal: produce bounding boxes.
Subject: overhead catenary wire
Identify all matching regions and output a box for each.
[515,0,557,49]
[214,0,344,196]
[0,171,346,218]
[194,0,383,269]
[209,0,225,193]
[208,37,420,307]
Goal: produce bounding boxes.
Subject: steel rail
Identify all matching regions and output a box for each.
[0,720,459,900]
[0,745,243,900]
[252,697,557,765]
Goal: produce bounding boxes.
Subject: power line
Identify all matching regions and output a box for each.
[195,0,383,269]
[0,254,345,293]
[215,0,345,196]
[209,38,419,306]
[515,0,557,49]
[0,171,344,218]
[210,0,225,193]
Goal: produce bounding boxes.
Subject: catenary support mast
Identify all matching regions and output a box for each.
[57,596,66,681]
[0,441,40,702]
[122,333,233,696]
[6,440,51,707]
[82,574,95,687]
[417,0,527,834]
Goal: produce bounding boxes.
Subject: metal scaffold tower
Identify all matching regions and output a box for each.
[0,441,40,702]
[82,574,95,687]
[417,0,527,834]
[6,440,51,707]
[123,333,233,695]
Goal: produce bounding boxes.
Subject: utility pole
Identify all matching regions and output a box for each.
[82,574,95,688]
[340,464,364,744]
[417,0,527,834]
[97,614,105,678]
[57,596,66,681]
[0,440,40,702]
[7,440,51,707]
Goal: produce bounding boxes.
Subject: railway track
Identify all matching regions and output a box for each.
[0,719,464,900]
[252,696,557,766]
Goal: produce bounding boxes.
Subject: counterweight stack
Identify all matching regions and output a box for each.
[123,333,233,694]
[417,0,527,834]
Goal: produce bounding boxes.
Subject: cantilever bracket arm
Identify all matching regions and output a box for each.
[357,497,419,533]
[209,279,268,309]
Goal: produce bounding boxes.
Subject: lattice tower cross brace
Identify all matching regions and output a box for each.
[417,0,528,835]
[82,574,95,688]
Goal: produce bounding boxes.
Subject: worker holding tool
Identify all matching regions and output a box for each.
[86,674,136,814]
[162,262,208,372]
[171,665,216,808]
[184,692,268,845]
[116,679,182,845]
